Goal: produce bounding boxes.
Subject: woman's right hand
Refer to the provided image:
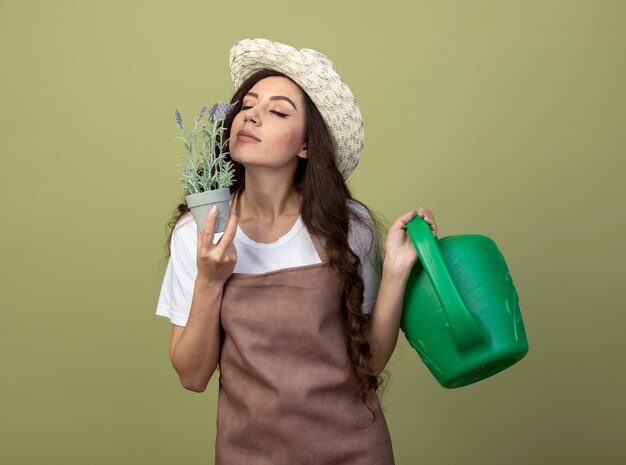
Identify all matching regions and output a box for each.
[195,205,238,287]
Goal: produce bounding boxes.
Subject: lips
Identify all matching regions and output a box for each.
[237,129,261,142]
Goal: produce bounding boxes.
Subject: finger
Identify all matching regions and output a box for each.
[417,207,433,217]
[202,206,218,247]
[422,214,435,226]
[216,206,238,248]
[391,210,417,231]
[427,219,438,236]
[417,208,435,223]
[422,216,437,231]
[416,208,438,236]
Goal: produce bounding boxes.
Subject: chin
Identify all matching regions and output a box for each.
[228,145,243,162]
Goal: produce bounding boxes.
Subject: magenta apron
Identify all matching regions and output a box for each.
[215,222,395,464]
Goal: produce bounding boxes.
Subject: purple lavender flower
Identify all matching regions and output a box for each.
[215,103,227,120]
[208,103,219,122]
[195,105,207,123]
[215,101,239,121]
[227,100,239,116]
[174,110,183,129]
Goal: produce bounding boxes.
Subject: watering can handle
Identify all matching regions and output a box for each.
[406,215,486,351]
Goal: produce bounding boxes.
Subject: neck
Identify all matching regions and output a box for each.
[237,169,301,221]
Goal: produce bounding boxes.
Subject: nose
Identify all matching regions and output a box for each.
[243,106,259,124]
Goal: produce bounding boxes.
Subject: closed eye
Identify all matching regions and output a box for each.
[241,105,287,118]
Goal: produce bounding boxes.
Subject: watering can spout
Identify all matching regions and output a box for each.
[406,216,486,352]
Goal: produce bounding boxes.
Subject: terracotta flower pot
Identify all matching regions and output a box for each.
[185,187,231,234]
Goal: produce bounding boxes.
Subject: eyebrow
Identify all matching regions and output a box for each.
[245,92,298,111]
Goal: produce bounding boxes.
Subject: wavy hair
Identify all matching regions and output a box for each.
[163,68,390,425]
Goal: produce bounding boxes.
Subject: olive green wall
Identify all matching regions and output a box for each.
[1,1,624,464]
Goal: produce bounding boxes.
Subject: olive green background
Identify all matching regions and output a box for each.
[1,1,624,464]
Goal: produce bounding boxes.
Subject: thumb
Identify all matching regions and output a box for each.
[391,210,417,231]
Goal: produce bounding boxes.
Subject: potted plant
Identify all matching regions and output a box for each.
[173,101,238,233]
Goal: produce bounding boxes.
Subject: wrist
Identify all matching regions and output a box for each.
[382,257,413,283]
[194,276,224,294]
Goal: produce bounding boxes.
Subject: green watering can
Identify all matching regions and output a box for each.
[400,215,529,388]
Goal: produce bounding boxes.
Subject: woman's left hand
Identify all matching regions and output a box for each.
[384,207,438,277]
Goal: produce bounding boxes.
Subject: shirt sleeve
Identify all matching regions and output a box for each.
[155,215,198,326]
[347,201,383,315]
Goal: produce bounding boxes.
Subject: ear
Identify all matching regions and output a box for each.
[297,143,308,159]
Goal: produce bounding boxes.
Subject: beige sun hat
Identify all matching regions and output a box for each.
[229,38,364,180]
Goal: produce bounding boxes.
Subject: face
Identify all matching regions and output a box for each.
[229,76,308,173]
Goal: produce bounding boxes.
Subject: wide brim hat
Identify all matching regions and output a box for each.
[229,38,364,180]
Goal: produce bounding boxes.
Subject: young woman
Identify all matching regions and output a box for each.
[156,38,438,465]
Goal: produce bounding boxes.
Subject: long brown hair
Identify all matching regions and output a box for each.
[164,68,391,424]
